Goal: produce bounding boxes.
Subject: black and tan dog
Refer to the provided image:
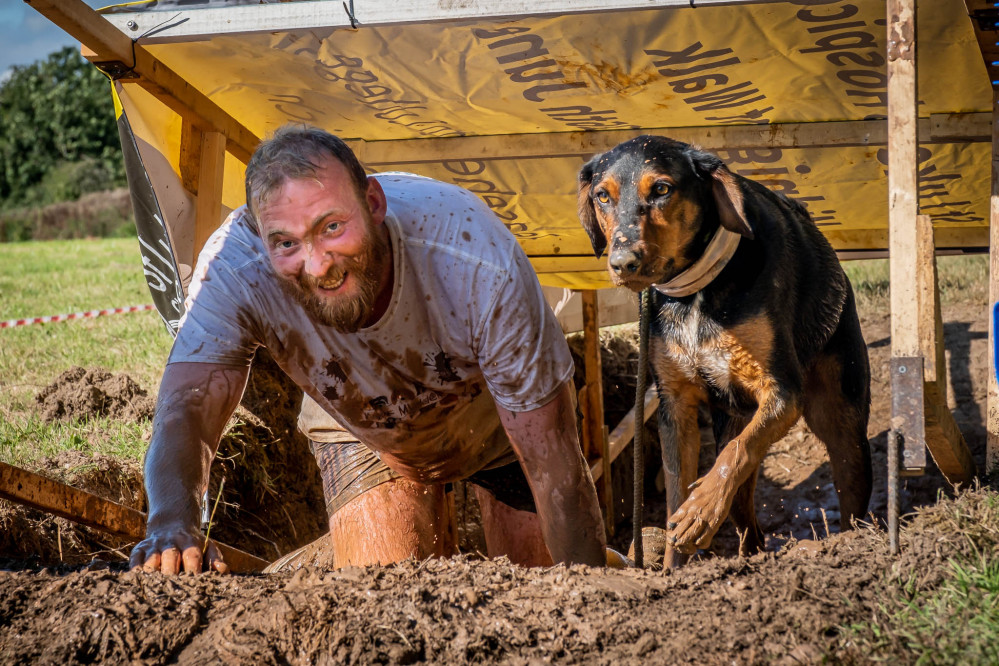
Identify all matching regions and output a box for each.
[577,135,872,564]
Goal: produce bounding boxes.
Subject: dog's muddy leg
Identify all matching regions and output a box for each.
[803,362,872,529]
[728,469,766,555]
[715,413,765,555]
[655,385,705,568]
[666,392,801,555]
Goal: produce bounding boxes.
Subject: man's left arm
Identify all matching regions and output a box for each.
[496,382,606,566]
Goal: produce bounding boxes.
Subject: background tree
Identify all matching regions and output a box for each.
[0,46,125,208]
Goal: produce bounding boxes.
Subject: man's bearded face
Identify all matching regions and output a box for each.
[281,215,390,332]
[257,158,391,333]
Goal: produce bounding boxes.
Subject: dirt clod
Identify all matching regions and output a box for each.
[35,366,155,422]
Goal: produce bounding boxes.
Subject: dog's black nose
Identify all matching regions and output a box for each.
[609,248,641,276]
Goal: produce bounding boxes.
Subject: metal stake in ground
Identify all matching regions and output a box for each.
[633,288,651,569]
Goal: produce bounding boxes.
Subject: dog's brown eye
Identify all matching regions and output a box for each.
[653,182,672,196]
[595,191,610,204]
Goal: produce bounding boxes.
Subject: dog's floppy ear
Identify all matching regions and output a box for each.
[577,157,607,258]
[711,167,754,239]
[688,148,754,240]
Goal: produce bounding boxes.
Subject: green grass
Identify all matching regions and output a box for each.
[0,237,173,467]
[839,491,999,664]
[844,254,989,311]
[848,556,999,665]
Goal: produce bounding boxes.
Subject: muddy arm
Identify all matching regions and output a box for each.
[129,361,249,574]
[496,382,607,566]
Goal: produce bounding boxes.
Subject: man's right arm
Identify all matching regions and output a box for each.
[129,361,249,574]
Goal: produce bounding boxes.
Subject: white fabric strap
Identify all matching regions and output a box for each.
[653,227,743,298]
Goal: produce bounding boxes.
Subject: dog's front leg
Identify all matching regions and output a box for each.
[655,381,705,568]
[666,388,801,554]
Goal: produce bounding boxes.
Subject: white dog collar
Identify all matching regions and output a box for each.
[653,226,743,298]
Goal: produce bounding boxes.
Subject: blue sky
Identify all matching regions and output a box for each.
[1,0,109,83]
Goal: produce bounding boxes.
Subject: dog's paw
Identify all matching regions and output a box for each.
[664,490,729,554]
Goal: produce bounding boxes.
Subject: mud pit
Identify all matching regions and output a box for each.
[1,300,995,664]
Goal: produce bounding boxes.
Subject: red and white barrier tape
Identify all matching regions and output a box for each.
[0,304,156,329]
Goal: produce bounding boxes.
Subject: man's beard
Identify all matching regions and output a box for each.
[281,224,391,333]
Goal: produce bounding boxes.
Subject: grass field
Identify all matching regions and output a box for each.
[0,237,173,466]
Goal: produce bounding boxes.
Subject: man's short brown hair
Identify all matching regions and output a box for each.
[244,124,368,217]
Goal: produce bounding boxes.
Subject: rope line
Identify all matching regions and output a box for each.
[0,304,155,329]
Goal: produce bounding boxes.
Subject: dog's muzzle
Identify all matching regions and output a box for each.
[609,247,642,278]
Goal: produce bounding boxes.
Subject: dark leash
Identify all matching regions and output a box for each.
[633,288,651,568]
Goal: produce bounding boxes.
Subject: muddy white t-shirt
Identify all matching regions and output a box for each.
[169,173,573,484]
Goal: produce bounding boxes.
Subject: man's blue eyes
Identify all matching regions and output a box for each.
[272,222,340,249]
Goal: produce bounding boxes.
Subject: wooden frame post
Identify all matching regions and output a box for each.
[194,130,227,259]
[581,290,613,535]
[886,0,918,554]
[989,87,999,474]
[917,215,975,483]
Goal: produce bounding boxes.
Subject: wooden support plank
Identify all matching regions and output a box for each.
[351,114,989,167]
[823,227,990,253]
[916,215,976,484]
[581,290,612,534]
[887,0,919,360]
[194,130,227,258]
[988,87,999,474]
[590,386,660,483]
[916,215,945,396]
[0,461,268,572]
[179,120,204,195]
[923,382,977,485]
[26,0,259,164]
[886,0,917,555]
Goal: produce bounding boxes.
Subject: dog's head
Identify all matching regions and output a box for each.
[577,135,754,291]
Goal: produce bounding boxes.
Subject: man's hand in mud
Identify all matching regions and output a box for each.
[129,524,230,575]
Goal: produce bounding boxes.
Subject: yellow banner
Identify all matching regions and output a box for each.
[113,0,991,289]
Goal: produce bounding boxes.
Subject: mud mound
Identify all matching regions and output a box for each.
[35,366,155,423]
[3,487,995,665]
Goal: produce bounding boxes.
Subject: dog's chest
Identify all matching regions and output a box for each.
[653,295,733,391]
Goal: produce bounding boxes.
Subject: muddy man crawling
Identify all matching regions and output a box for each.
[129,124,608,574]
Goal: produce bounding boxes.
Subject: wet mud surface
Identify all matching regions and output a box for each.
[0,301,994,664]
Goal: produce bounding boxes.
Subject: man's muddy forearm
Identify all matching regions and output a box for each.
[144,363,249,530]
[498,383,607,566]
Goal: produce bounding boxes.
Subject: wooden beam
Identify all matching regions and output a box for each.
[590,387,660,483]
[179,120,203,195]
[581,290,612,534]
[917,215,946,399]
[885,0,917,555]
[923,382,977,485]
[887,0,920,360]
[916,215,976,484]
[194,130,227,258]
[0,461,268,572]
[26,0,259,164]
[351,114,990,167]
[823,226,990,254]
[988,87,999,474]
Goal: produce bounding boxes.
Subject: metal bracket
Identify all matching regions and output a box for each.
[92,60,138,81]
[890,356,927,476]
